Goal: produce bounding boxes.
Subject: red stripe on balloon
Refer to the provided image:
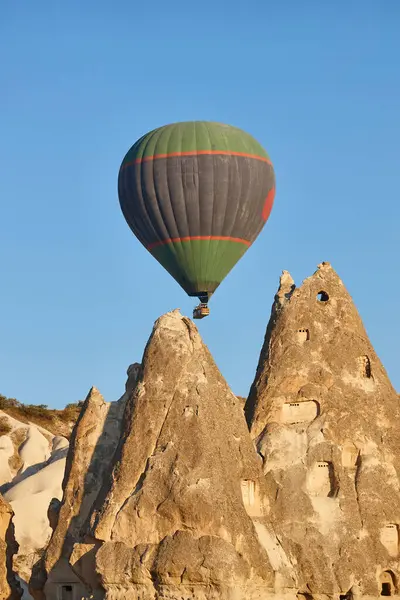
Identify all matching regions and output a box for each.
[262,188,275,222]
[122,150,272,168]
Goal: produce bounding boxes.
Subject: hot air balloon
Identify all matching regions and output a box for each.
[118,121,275,319]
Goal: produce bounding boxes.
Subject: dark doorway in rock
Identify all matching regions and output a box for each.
[61,585,73,600]
[317,291,329,302]
[380,570,396,596]
[340,593,353,600]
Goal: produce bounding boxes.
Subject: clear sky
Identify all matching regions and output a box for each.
[1,2,399,408]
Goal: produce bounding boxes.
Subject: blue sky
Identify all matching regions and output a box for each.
[1,2,399,407]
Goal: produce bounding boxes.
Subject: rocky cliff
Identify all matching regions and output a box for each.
[245,262,400,597]
[0,494,21,600]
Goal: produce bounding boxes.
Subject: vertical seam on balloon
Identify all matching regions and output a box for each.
[214,126,236,286]
[178,121,195,286]
[216,148,245,281]
[194,122,202,293]
[160,125,183,277]
[202,123,212,292]
[119,151,153,250]
[238,157,253,248]
[174,123,193,285]
[234,156,252,250]
[203,122,217,292]
[173,124,190,278]
[118,167,146,248]
[232,133,254,246]
[187,121,201,291]
[188,123,196,291]
[140,128,165,247]
[246,135,267,241]
[213,128,233,287]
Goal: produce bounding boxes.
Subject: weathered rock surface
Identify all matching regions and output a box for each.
[0,494,21,600]
[0,415,54,489]
[0,415,69,595]
[32,311,284,599]
[245,262,400,597]
[29,369,136,600]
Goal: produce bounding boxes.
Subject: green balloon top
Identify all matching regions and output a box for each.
[120,121,271,167]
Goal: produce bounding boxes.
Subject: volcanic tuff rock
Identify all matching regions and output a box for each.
[31,310,291,600]
[245,262,400,598]
[30,377,131,600]
[0,494,21,600]
[0,413,69,595]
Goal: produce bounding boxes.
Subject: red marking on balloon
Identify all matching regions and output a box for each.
[122,150,273,168]
[262,187,275,221]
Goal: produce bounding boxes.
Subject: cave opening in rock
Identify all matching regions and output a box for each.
[380,571,396,596]
[317,291,329,302]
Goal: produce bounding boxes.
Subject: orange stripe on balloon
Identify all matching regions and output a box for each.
[148,236,251,251]
[122,150,272,168]
[262,187,275,222]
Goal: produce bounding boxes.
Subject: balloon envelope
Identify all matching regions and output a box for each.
[118,121,275,301]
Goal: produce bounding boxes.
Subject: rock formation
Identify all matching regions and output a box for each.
[245,262,400,598]
[29,368,138,599]
[0,414,69,594]
[0,494,21,600]
[1,261,396,600]
[31,311,289,600]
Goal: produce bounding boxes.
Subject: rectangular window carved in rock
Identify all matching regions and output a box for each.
[241,480,255,506]
[281,400,319,424]
[297,328,310,343]
[307,461,337,497]
[380,525,399,557]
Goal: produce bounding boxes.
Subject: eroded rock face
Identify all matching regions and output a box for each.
[32,311,280,600]
[30,385,127,600]
[0,494,21,600]
[245,262,400,597]
[87,311,277,598]
[0,415,69,594]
